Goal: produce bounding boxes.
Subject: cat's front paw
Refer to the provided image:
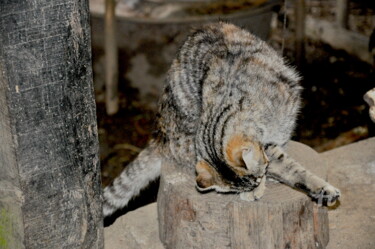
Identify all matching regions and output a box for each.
[310,185,341,206]
[240,176,266,202]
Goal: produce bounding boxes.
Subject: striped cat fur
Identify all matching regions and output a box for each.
[103,22,340,217]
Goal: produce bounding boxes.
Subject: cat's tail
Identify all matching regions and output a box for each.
[102,140,162,217]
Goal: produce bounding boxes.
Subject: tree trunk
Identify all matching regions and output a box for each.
[0,1,103,248]
[158,142,329,249]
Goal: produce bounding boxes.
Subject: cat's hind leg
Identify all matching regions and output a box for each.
[265,145,340,206]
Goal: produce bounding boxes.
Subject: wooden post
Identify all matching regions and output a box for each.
[0,1,103,248]
[158,142,329,249]
[105,0,119,115]
[294,0,306,68]
[336,0,349,29]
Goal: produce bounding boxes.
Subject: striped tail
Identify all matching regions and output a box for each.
[102,141,162,217]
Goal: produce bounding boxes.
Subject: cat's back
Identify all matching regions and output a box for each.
[200,23,302,145]
[158,22,302,145]
[205,22,301,92]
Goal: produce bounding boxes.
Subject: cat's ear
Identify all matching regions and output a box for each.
[242,148,257,170]
[195,160,216,190]
[242,144,268,174]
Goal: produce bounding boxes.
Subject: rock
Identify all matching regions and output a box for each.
[321,137,375,249]
[104,203,163,249]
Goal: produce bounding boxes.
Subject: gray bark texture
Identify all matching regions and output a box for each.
[158,142,330,249]
[0,1,103,248]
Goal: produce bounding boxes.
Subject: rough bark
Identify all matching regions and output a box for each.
[158,142,329,249]
[0,1,103,248]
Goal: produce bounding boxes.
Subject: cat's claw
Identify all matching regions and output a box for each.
[311,185,341,207]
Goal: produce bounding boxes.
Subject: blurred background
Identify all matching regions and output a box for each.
[88,0,374,214]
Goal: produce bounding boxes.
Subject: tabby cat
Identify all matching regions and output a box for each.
[103,22,340,217]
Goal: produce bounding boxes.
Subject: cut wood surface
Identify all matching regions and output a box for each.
[158,142,330,249]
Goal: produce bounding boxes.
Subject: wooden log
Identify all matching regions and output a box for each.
[158,142,329,249]
[0,1,103,248]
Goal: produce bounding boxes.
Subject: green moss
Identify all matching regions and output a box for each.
[0,208,12,249]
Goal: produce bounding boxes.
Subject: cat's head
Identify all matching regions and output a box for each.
[195,135,269,193]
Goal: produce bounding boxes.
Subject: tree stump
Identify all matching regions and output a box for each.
[158,142,329,249]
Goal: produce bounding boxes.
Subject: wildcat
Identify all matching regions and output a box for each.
[103,22,340,217]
